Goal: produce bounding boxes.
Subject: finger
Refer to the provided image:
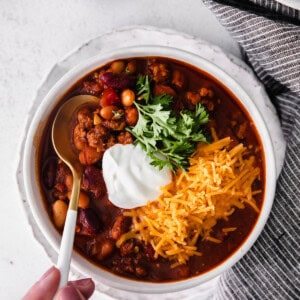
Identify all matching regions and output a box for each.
[22,266,60,300]
[57,286,85,300]
[69,278,95,298]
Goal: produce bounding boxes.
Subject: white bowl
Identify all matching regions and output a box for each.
[23,46,276,294]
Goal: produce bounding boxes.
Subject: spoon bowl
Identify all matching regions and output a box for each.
[51,94,99,288]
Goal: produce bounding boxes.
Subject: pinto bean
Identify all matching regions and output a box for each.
[121,89,135,106]
[67,191,90,208]
[125,60,137,74]
[52,200,68,229]
[96,239,115,261]
[100,105,118,120]
[110,61,125,74]
[111,215,131,240]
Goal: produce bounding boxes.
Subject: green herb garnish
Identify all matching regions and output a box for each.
[112,110,124,119]
[128,75,210,172]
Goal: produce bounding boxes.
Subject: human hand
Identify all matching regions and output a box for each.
[22,266,95,300]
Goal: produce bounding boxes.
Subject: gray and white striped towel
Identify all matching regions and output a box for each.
[202,0,300,299]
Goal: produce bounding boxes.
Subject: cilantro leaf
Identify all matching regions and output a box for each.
[128,75,210,172]
[136,75,151,104]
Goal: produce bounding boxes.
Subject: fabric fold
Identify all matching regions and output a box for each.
[202,0,300,299]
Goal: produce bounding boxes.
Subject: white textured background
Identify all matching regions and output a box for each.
[0,1,240,299]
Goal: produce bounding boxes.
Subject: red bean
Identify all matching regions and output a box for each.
[82,166,106,199]
[100,88,120,107]
[42,157,58,190]
[77,208,101,236]
[100,72,136,90]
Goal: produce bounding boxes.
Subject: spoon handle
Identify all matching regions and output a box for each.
[56,174,81,289]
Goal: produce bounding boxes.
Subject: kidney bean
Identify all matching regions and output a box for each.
[55,161,72,193]
[77,208,101,236]
[99,88,120,107]
[82,166,106,199]
[100,72,136,90]
[42,157,58,189]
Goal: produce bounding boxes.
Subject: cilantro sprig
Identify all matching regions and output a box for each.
[127,75,210,172]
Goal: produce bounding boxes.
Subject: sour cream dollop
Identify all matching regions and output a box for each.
[102,144,172,209]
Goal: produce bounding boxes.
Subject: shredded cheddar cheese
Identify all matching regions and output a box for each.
[121,137,261,265]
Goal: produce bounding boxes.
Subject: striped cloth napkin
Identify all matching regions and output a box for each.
[202,1,300,299]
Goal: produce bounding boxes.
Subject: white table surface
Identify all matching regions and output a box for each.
[0,1,241,299]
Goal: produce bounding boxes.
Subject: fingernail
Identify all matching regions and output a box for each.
[71,278,94,288]
[57,286,84,300]
[39,266,57,281]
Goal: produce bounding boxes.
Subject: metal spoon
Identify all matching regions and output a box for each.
[51,94,99,288]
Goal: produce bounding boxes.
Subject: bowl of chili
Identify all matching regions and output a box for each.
[23,46,276,293]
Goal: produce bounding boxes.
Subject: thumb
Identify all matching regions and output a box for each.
[57,286,85,300]
[22,266,60,300]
